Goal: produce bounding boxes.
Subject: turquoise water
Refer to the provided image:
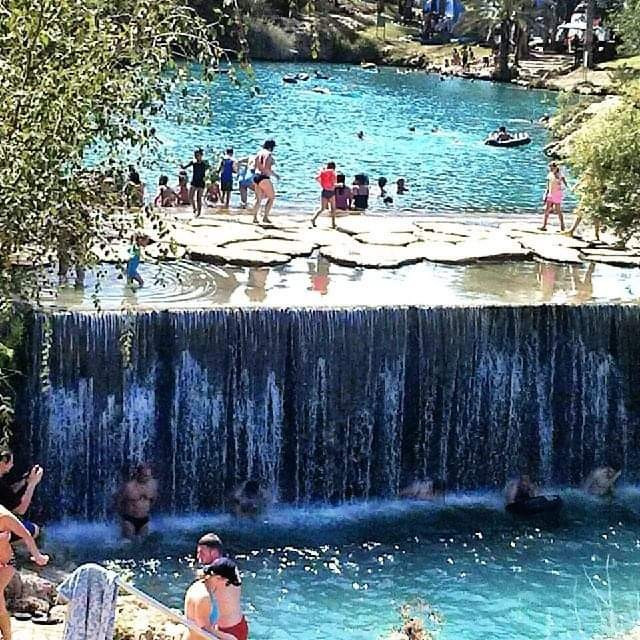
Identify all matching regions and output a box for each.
[142,63,567,215]
[52,492,640,639]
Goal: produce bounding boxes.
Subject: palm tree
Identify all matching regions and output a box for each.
[460,0,537,80]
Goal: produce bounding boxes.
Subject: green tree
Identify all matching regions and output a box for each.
[569,80,640,243]
[460,0,536,80]
[615,0,640,56]
[0,0,239,435]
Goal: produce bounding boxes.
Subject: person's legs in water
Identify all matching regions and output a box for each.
[195,187,203,217]
[555,202,565,231]
[329,194,336,229]
[0,563,15,640]
[261,179,276,223]
[252,183,264,223]
[189,185,197,216]
[311,194,328,227]
[540,199,553,231]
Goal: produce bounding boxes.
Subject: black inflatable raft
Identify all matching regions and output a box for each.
[485,133,532,148]
[506,495,563,516]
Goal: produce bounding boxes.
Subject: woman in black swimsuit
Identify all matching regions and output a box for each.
[181,148,208,217]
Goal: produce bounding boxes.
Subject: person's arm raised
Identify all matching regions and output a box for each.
[14,466,42,516]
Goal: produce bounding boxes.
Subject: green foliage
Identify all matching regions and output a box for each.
[569,80,640,243]
[614,0,640,56]
[0,0,236,440]
[550,92,599,139]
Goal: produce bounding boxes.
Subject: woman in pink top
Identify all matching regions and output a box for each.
[311,161,337,228]
[540,162,568,231]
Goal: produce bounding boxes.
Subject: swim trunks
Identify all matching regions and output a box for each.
[126,255,140,279]
[121,514,149,534]
[321,189,335,199]
[9,519,38,544]
[218,616,249,640]
[221,179,233,193]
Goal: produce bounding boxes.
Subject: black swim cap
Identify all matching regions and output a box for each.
[204,558,242,587]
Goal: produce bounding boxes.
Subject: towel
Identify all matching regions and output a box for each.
[58,563,119,640]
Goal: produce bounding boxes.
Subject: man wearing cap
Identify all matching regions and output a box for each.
[198,558,248,640]
[184,533,226,638]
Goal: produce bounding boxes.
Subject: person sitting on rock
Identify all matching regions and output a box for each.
[400,478,446,501]
[582,466,621,497]
[0,450,44,541]
[505,474,537,505]
[115,462,158,539]
[230,479,268,518]
[0,505,49,640]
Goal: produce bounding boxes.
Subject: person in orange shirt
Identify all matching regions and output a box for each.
[311,161,337,229]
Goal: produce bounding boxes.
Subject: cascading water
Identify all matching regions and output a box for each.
[16,305,640,521]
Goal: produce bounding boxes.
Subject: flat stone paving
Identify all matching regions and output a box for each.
[128,208,640,270]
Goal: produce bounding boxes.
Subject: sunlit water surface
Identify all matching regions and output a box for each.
[132,62,570,215]
[49,492,640,640]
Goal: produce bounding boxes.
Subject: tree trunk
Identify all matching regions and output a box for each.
[497,19,511,81]
[583,0,595,68]
[516,24,529,62]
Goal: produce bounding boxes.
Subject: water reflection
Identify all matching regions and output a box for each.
[40,258,640,311]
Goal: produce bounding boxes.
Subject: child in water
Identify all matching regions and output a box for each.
[154,175,178,207]
[176,171,190,205]
[127,234,152,288]
[311,161,337,228]
[205,179,221,206]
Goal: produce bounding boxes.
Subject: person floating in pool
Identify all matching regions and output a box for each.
[582,467,621,497]
[396,177,409,195]
[186,558,249,640]
[540,162,568,232]
[126,234,152,288]
[252,139,279,225]
[505,474,537,506]
[181,148,208,217]
[311,161,337,228]
[115,462,158,539]
[231,479,269,518]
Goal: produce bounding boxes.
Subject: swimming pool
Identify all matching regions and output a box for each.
[141,62,567,216]
[52,492,640,640]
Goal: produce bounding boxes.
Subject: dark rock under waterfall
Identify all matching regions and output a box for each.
[15,305,640,520]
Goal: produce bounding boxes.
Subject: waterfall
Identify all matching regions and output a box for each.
[16,305,640,520]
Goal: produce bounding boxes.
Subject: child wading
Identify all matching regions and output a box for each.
[127,234,152,288]
[311,161,337,228]
[219,148,236,209]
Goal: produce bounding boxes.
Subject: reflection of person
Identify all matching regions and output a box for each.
[505,475,537,505]
[582,467,621,497]
[184,533,225,637]
[308,256,330,295]
[116,463,158,538]
[0,507,49,640]
[245,267,268,303]
[570,263,595,303]
[0,450,44,540]
[537,262,557,302]
[231,480,268,518]
[540,162,568,231]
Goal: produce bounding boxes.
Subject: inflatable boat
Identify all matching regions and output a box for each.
[506,495,563,516]
[485,133,532,148]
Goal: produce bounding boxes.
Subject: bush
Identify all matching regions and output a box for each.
[569,81,640,242]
